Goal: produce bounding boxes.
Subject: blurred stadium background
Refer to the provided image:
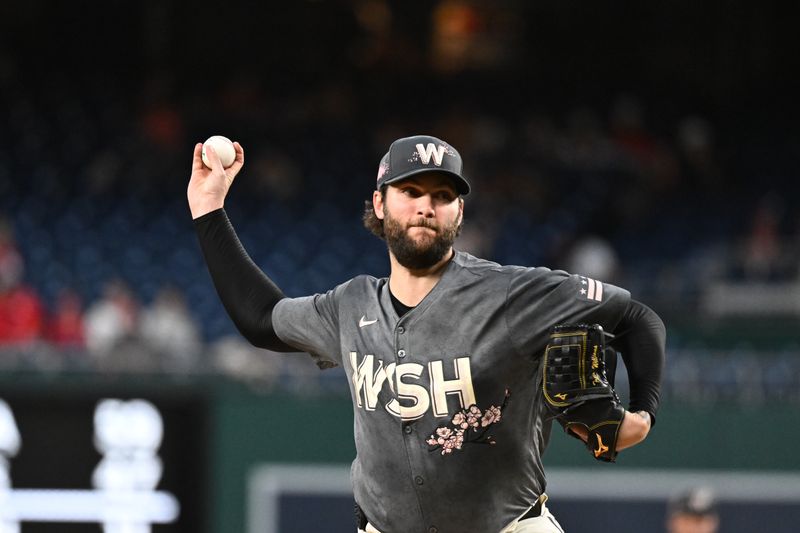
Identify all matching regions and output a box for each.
[1,1,799,532]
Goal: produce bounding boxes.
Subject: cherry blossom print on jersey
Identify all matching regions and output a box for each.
[426,389,510,455]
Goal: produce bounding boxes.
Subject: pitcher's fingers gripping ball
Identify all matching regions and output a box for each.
[202,135,236,169]
[543,323,625,462]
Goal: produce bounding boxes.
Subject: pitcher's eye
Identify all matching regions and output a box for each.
[435,191,456,202]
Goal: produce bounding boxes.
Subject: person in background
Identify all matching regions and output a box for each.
[139,285,201,369]
[666,487,719,533]
[45,288,86,349]
[83,279,139,358]
[0,218,44,348]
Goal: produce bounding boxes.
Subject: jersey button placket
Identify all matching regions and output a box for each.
[394,324,406,359]
[396,324,406,359]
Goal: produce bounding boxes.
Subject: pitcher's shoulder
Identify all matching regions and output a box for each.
[453,251,567,281]
[452,251,504,274]
[343,274,387,295]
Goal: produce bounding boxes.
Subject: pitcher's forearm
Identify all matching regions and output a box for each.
[616,411,651,451]
[194,209,295,352]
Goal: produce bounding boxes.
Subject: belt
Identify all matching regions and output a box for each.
[357,493,548,531]
[519,494,548,520]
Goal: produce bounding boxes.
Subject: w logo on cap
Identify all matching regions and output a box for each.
[415,143,446,166]
[376,135,471,195]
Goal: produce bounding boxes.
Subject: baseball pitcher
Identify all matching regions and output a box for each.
[188,134,666,533]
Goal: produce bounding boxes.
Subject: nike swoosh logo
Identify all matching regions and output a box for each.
[359,316,378,328]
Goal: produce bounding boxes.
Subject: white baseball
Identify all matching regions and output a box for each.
[201,135,236,169]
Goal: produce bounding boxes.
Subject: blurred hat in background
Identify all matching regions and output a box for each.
[669,487,718,517]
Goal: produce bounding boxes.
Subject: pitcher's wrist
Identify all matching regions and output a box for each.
[190,199,224,219]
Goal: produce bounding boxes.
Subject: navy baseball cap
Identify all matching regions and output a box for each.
[375,135,470,195]
[668,488,718,517]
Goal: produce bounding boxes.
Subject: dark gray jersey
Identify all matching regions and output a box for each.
[272,251,630,533]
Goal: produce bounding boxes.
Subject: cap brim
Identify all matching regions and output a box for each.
[381,168,471,195]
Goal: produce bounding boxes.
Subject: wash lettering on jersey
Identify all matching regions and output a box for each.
[348,352,476,421]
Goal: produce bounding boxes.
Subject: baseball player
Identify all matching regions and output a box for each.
[188,134,666,533]
[666,487,719,533]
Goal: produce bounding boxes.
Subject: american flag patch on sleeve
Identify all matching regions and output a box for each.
[578,276,604,302]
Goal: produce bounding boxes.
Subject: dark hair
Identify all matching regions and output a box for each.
[362,186,388,239]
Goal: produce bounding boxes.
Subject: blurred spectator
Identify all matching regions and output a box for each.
[610,94,658,166]
[430,1,514,73]
[563,236,621,283]
[83,279,139,358]
[139,74,184,153]
[734,195,793,281]
[139,285,201,369]
[559,107,617,172]
[431,1,484,73]
[209,335,282,390]
[140,101,183,152]
[610,94,681,201]
[351,0,393,68]
[666,487,719,533]
[247,146,305,202]
[0,218,44,347]
[675,115,723,194]
[45,288,86,350]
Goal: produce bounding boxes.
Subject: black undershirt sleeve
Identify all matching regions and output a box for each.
[193,208,296,352]
[612,299,666,427]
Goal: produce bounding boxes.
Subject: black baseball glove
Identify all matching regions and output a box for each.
[542,323,625,462]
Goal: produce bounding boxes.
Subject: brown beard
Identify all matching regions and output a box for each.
[383,209,460,270]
